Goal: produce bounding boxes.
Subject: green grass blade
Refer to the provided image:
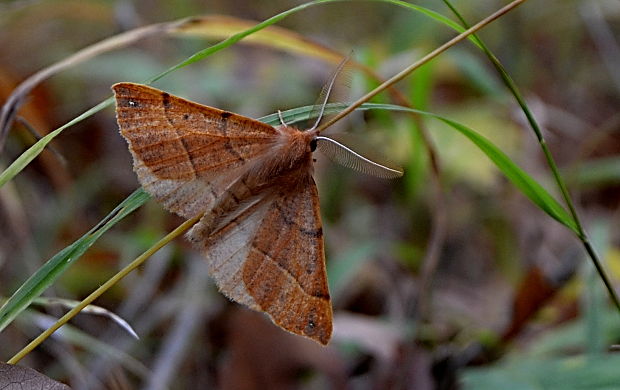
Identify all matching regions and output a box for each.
[435,115,579,234]
[0,189,150,332]
[260,104,348,125]
[384,0,480,49]
[442,0,620,318]
[151,0,337,82]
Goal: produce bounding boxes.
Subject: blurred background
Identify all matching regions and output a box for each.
[1,0,620,389]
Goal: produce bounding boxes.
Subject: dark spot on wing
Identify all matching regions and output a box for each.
[162,92,171,108]
[301,226,322,238]
[273,203,322,238]
[274,203,295,227]
[231,191,240,204]
[312,289,330,299]
[305,310,319,335]
[221,111,233,119]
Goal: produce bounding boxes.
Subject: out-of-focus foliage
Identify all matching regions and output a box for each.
[1,0,620,389]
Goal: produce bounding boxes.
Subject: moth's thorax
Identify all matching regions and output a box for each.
[276,125,317,155]
[248,125,316,182]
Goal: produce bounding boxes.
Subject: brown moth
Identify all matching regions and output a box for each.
[112,78,402,345]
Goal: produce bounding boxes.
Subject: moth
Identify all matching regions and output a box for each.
[112,70,402,345]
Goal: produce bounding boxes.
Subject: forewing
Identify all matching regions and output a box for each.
[242,174,332,345]
[112,82,279,218]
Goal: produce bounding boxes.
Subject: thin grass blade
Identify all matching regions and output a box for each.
[435,115,579,234]
[31,297,138,340]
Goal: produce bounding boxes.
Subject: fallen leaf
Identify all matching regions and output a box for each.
[0,362,71,389]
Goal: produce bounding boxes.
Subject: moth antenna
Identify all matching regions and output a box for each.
[277,110,287,126]
[316,135,403,179]
[308,54,351,132]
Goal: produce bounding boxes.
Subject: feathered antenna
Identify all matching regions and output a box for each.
[308,55,404,179]
[315,134,403,179]
[307,54,351,131]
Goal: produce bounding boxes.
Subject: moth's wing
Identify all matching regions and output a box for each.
[188,184,274,311]
[113,82,279,180]
[112,82,279,218]
[242,173,332,345]
[190,170,331,345]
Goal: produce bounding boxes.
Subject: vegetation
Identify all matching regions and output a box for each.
[1,0,619,388]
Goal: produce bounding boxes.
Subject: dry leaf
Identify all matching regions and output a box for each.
[0,362,71,390]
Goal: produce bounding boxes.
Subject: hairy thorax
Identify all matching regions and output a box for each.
[247,125,317,187]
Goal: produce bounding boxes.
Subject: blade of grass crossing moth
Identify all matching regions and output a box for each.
[276,102,575,232]
[269,102,574,233]
[0,189,150,332]
[259,103,348,125]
